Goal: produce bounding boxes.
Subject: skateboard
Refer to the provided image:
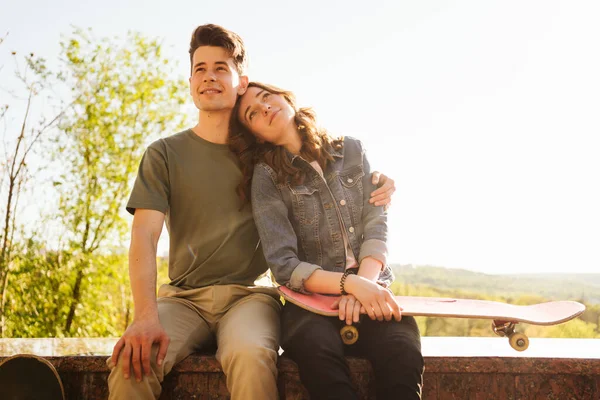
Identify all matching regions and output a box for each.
[0,353,65,400]
[278,286,586,351]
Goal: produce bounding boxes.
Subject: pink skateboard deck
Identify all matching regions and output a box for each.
[278,286,586,351]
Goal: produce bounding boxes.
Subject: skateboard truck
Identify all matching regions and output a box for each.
[492,320,530,351]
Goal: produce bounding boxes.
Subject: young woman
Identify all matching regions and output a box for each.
[229,82,424,400]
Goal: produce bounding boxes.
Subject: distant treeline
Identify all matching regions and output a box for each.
[392,264,600,303]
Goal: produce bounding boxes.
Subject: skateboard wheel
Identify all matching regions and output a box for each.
[340,325,358,345]
[509,332,529,351]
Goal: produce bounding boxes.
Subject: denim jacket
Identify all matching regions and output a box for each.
[251,136,393,292]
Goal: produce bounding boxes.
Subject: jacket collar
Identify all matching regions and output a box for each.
[287,141,344,163]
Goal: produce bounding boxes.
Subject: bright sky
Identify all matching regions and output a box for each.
[1,0,599,274]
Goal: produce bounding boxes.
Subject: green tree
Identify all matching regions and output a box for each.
[4,238,133,338]
[4,239,72,337]
[0,44,68,336]
[51,28,187,335]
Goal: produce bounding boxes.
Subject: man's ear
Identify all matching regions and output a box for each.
[238,75,249,95]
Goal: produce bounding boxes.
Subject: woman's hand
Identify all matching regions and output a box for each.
[345,274,402,322]
[332,294,365,325]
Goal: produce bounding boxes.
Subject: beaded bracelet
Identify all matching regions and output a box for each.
[340,268,358,295]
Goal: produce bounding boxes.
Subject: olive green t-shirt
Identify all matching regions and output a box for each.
[127,129,268,288]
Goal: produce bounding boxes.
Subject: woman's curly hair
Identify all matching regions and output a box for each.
[229,82,344,205]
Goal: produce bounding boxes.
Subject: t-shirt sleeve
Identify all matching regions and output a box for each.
[126,141,170,215]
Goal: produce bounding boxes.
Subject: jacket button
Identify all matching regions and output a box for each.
[347,178,353,183]
[340,199,346,206]
[349,227,355,233]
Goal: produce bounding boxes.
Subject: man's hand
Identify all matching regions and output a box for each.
[332,294,365,325]
[110,316,170,382]
[345,275,402,322]
[370,171,396,208]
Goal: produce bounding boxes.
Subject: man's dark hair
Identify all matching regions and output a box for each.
[189,24,247,75]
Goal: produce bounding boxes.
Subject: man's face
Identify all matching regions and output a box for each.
[189,46,248,112]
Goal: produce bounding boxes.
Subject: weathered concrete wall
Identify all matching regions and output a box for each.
[2,338,599,399]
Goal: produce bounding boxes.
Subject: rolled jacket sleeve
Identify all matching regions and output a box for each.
[359,238,388,266]
[251,164,322,293]
[289,261,322,292]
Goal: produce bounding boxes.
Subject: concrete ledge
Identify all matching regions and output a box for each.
[2,338,600,399]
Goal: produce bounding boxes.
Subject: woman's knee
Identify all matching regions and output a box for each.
[284,321,343,355]
[282,305,342,348]
[364,318,423,369]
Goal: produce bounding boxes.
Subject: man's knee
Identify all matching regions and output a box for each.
[107,344,165,384]
[107,353,163,400]
[216,336,280,399]
[218,339,278,372]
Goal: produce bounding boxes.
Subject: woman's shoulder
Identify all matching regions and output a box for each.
[339,136,365,155]
[253,161,273,174]
[252,162,278,184]
[341,135,360,143]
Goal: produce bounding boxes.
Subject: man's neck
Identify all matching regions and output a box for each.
[191,109,232,144]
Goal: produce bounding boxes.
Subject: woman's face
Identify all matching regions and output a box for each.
[237,86,296,145]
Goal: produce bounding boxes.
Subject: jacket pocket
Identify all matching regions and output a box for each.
[289,185,320,225]
[339,165,365,189]
[289,184,323,265]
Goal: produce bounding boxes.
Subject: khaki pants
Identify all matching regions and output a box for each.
[107,284,281,400]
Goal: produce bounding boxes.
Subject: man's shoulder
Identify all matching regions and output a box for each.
[143,129,195,159]
[148,129,192,148]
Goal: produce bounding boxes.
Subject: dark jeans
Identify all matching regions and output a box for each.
[281,302,424,400]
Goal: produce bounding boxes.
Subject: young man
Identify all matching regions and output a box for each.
[107,24,396,400]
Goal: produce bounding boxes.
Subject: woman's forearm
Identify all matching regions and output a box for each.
[303,269,345,294]
[302,256,383,294]
[358,256,383,282]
